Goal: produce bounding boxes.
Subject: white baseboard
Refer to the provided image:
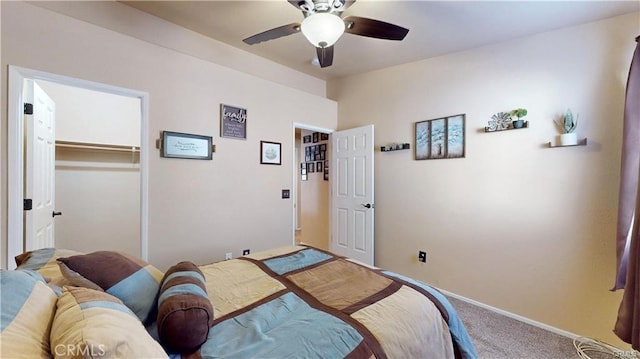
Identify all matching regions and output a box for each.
[438,288,581,340]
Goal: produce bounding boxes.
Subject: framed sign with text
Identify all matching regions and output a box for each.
[161,131,212,160]
[221,104,247,139]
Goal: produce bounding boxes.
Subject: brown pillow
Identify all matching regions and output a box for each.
[157,261,214,354]
[57,251,163,324]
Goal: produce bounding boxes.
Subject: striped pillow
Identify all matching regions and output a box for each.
[58,251,163,324]
[16,248,83,290]
[157,261,213,354]
[0,269,58,358]
[51,286,168,359]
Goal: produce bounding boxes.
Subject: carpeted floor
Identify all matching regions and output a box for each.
[446,295,598,359]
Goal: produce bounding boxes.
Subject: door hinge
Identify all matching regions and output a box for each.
[24,103,33,115]
[24,199,33,211]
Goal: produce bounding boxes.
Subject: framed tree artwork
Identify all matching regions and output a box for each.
[415,114,466,160]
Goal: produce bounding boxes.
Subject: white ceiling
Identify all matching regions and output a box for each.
[122,1,639,80]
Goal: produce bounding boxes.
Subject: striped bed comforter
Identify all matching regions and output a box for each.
[185,245,477,359]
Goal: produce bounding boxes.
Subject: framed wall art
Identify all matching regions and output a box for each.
[415,114,466,160]
[221,104,247,139]
[160,131,213,160]
[324,160,329,180]
[260,141,281,165]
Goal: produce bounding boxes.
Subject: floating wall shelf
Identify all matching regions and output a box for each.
[484,121,529,133]
[548,138,588,148]
[381,143,410,152]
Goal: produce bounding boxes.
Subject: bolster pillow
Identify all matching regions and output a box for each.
[157,261,214,354]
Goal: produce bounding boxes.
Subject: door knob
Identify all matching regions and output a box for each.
[361,203,373,209]
[52,211,62,218]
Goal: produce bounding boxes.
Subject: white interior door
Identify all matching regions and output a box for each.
[24,80,56,250]
[331,125,374,265]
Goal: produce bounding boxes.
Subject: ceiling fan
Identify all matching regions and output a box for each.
[242,0,409,68]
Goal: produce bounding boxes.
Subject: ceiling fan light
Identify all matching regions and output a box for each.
[300,13,345,48]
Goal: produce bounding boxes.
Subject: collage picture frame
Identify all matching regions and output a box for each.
[301,132,329,181]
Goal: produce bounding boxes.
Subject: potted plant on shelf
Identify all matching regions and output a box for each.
[556,108,578,146]
[510,108,528,129]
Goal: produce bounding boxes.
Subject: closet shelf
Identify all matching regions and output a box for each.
[56,140,140,153]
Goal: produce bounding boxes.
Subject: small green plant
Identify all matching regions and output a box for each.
[510,108,528,121]
[556,108,578,133]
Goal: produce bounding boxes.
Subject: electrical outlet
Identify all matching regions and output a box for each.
[418,251,427,263]
[243,249,250,256]
[225,252,232,260]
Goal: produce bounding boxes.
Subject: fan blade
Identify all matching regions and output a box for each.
[316,46,334,68]
[243,23,301,45]
[343,16,409,41]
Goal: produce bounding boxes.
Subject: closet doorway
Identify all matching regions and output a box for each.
[39,80,141,257]
[7,66,149,269]
[293,124,331,250]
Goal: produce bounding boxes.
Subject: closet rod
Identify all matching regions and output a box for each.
[56,140,140,153]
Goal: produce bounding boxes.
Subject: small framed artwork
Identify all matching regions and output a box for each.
[320,144,326,151]
[320,133,329,141]
[160,131,212,160]
[301,174,308,181]
[324,168,329,181]
[220,104,247,140]
[316,161,323,172]
[415,114,466,160]
[260,141,281,165]
[303,135,311,143]
[312,132,319,143]
[307,162,315,173]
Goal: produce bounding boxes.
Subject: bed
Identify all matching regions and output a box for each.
[1,245,477,359]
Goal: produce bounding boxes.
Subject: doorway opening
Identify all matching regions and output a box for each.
[7,66,150,269]
[293,124,332,250]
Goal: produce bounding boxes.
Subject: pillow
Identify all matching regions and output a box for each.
[50,286,168,359]
[0,269,58,358]
[157,261,213,354]
[57,251,164,324]
[15,248,82,286]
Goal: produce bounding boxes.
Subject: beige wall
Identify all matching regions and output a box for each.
[328,12,639,347]
[55,149,141,257]
[38,80,141,146]
[298,129,330,250]
[0,1,337,269]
